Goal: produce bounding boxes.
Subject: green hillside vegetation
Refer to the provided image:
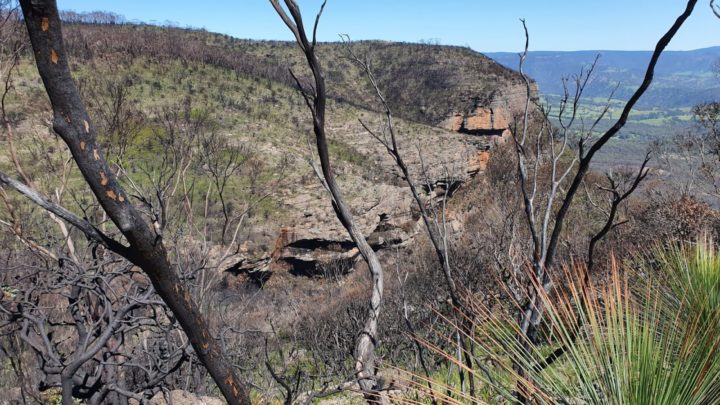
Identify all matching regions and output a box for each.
[2,20,524,266]
[62,23,523,126]
[2,7,720,404]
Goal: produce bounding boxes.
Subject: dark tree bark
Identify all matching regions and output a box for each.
[511,1,698,402]
[15,1,249,403]
[543,0,699,271]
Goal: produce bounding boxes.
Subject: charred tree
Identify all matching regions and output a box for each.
[3,1,250,403]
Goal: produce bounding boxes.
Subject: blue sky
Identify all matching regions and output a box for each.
[58,1,720,52]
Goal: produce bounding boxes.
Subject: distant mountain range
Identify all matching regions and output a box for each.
[486,47,720,109]
[485,47,720,147]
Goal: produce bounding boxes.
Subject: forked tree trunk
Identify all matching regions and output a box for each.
[512,1,698,402]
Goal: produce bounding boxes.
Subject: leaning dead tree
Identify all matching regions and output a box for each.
[511,0,698,400]
[0,1,249,403]
[341,39,477,396]
[269,0,386,399]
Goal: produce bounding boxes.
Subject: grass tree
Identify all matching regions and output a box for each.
[399,243,720,404]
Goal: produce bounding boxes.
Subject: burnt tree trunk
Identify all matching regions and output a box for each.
[17,1,249,403]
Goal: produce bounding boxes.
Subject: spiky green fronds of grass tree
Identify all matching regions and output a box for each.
[654,241,720,325]
[394,244,720,404]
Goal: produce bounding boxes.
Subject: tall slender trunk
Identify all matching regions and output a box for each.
[18,2,250,403]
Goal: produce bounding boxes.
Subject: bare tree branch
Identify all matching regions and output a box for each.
[0,170,127,253]
[16,1,249,403]
[270,0,387,400]
[545,0,699,270]
[587,154,650,271]
[342,36,477,397]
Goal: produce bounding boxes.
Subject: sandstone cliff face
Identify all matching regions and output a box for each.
[226,79,540,283]
[439,81,538,178]
[269,183,418,277]
[209,45,538,286]
[442,81,537,141]
[225,111,498,284]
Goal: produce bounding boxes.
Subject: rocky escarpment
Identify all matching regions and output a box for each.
[443,82,537,141]
[227,183,418,285]
[223,82,537,287]
[442,81,538,172]
[226,107,523,285]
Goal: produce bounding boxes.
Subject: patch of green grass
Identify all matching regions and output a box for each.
[328,138,367,166]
